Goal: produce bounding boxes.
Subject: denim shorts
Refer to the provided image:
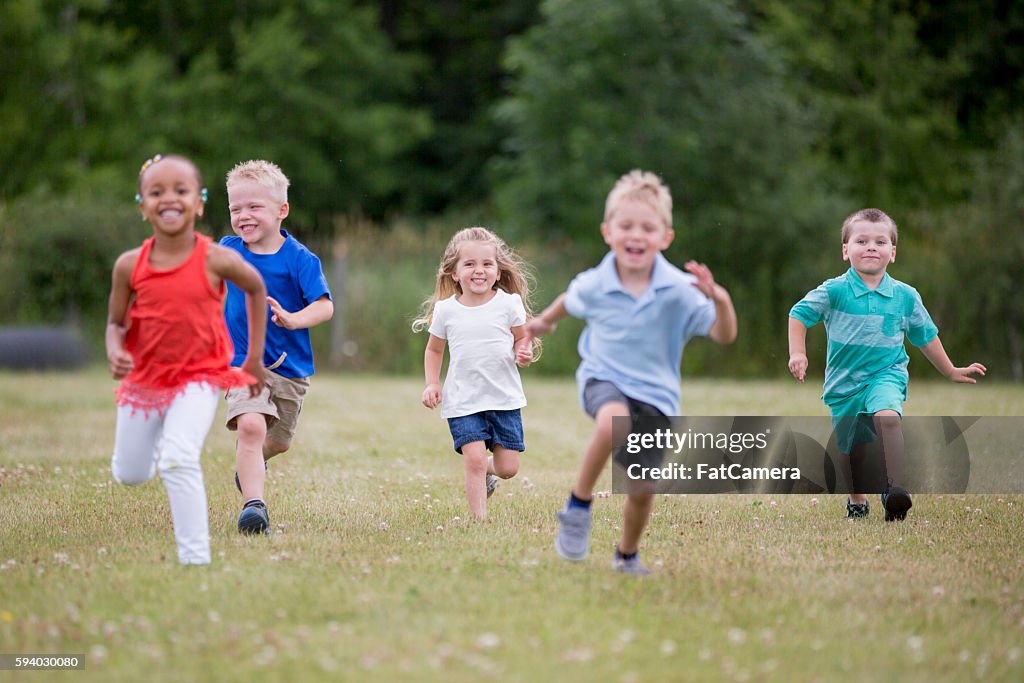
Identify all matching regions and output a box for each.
[447,409,525,454]
[582,379,670,472]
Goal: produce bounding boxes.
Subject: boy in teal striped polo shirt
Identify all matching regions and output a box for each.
[788,208,986,521]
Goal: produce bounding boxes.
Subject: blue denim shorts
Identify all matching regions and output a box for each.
[447,409,525,454]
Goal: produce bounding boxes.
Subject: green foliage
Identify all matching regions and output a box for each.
[0,195,142,335]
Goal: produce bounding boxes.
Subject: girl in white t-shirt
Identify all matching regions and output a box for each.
[414,227,539,519]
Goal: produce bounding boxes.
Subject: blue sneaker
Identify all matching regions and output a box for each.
[846,498,870,519]
[486,473,498,498]
[237,500,270,535]
[555,505,592,561]
[612,553,651,576]
[882,485,912,521]
[234,461,269,494]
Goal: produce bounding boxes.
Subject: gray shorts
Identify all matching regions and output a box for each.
[225,371,310,447]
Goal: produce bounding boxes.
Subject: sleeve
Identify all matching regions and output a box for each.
[681,284,716,341]
[906,288,939,347]
[789,283,830,327]
[296,249,332,305]
[508,293,526,327]
[563,270,594,319]
[427,300,448,339]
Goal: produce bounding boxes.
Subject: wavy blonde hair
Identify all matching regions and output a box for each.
[412,227,541,358]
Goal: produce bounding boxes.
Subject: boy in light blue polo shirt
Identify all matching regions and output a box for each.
[526,170,737,575]
[788,208,986,521]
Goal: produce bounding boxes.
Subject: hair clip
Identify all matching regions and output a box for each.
[200,188,208,204]
[138,154,164,176]
[134,193,142,204]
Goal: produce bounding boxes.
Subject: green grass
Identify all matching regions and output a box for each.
[1,370,1023,682]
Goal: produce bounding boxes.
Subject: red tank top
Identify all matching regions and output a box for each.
[116,234,255,412]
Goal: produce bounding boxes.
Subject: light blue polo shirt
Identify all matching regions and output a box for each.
[564,252,716,416]
[789,267,938,403]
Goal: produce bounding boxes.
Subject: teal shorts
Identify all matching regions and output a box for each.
[826,380,905,454]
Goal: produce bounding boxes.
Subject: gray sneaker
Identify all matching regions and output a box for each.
[555,505,592,561]
[486,473,498,498]
[612,554,651,576]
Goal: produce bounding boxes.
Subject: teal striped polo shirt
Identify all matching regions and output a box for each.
[789,268,938,402]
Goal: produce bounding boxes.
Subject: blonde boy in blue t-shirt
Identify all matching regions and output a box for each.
[788,208,985,521]
[526,170,737,575]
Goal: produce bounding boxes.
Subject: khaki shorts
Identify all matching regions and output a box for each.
[225,372,310,447]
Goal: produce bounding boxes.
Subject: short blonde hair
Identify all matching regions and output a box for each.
[604,169,673,229]
[226,160,290,204]
[841,208,898,245]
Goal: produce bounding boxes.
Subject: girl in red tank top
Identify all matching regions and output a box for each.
[105,154,268,565]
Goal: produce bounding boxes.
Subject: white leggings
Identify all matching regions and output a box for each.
[111,382,218,565]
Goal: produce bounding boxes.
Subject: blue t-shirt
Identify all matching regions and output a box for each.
[220,230,332,378]
[789,268,938,402]
[564,252,716,416]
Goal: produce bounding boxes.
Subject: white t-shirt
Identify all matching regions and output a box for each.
[428,289,528,418]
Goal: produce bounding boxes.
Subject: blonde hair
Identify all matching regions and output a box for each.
[226,160,290,204]
[841,208,898,245]
[412,227,542,358]
[604,169,673,229]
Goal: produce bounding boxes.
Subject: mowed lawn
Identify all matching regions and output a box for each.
[1,370,1023,682]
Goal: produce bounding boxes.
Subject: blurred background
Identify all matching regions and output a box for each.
[0,0,1020,380]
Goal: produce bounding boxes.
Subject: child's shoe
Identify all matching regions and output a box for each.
[846,498,870,519]
[555,505,592,561]
[882,485,912,521]
[237,499,270,535]
[234,461,269,494]
[486,473,498,498]
[612,553,651,577]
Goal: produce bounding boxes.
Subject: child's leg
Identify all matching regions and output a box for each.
[873,409,904,487]
[235,412,269,502]
[619,490,655,554]
[462,440,489,519]
[491,445,520,479]
[574,401,631,499]
[842,444,869,505]
[112,405,162,486]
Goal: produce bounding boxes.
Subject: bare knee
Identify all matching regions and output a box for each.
[264,440,289,459]
[235,413,268,445]
[494,459,519,479]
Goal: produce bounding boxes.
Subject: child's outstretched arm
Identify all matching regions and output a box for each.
[684,261,737,344]
[267,295,333,330]
[788,317,809,383]
[105,250,139,379]
[524,293,568,341]
[207,245,268,396]
[422,334,446,409]
[919,336,987,383]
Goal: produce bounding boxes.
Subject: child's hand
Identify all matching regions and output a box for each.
[788,353,808,383]
[515,341,533,367]
[525,317,556,338]
[267,296,296,329]
[422,383,442,409]
[241,358,266,397]
[950,363,987,383]
[108,349,134,379]
[685,260,717,299]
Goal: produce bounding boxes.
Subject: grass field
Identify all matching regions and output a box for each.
[1,370,1023,682]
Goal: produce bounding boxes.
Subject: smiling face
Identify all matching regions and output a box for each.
[138,158,204,237]
[452,240,499,304]
[601,199,674,278]
[227,179,289,252]
[843,219,896,279]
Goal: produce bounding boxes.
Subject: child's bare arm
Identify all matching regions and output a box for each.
[788,317,809,383]
[684,261,737,344]
[525,293,568,339]
[267,294,333,330]
[105,251,138,379]
[919,336,987,383]
[422,334,446,409]
[511,325,532,367]
[207,245,268,396]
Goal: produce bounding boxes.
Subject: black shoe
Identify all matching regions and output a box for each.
[846,498,870,519]
[881,485,912,521]
[237,499,270,535]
